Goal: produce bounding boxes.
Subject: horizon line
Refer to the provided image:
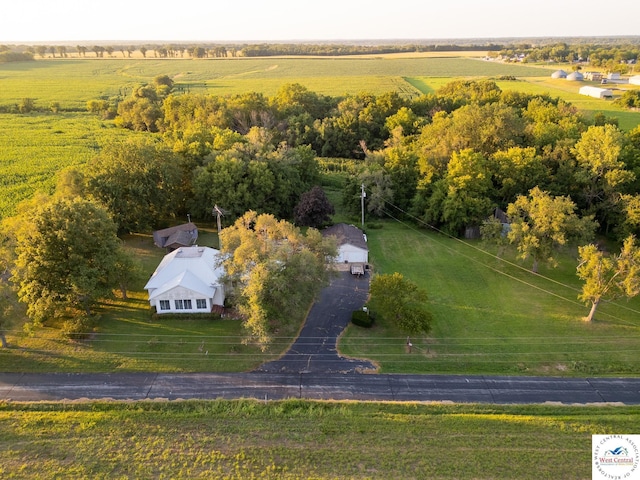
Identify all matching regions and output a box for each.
[3,35,640,45]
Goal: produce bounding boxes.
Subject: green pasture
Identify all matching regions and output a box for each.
[340,220,640,376]
[1,400,637,479]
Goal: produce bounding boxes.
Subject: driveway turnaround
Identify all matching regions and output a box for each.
[1,372,640,404]
[257,270,376,373]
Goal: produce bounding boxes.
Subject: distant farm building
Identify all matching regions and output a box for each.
[566,71,584,81]
[551,69,567,79]
[584,71,603,82]
[630,76,640,85]
[579,86,614,99]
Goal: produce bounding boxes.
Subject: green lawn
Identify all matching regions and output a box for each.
[340,220,640,376]
[1,400,636,479]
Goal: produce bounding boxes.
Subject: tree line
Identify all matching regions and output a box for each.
[496,42,639,73]
[108,78,640,240]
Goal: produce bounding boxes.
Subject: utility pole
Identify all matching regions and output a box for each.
[361,184,366,229]
[213,205,225,235]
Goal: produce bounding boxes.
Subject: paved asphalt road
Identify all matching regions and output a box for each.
[1,372,640,404]
[2,271,640,404]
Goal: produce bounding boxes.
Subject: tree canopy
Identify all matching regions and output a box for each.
[219,211,336,349]
[369,272,432,335]
[84,137,183,233]
[294,186,335,228]
[577,235,640,322]
[507,187,596,272]
[11,197,124,327]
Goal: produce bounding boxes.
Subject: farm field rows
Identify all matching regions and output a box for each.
[0,113,136,218]
[1,400,637,479]
[0,57,550,107]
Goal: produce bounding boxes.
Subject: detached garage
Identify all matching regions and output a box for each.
[322,223,368,264]
[579,86,613,99]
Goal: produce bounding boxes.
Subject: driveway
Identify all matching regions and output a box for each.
[256,270,376,374]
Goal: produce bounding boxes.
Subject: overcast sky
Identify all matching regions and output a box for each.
[2,0,639,43]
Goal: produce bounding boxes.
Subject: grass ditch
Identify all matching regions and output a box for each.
[1,399,636,479]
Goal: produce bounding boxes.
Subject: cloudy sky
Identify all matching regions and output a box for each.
[1,0,638,43]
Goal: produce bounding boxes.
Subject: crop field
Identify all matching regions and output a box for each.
[1,400,638,479]
[340,221,640,376]
[0,113,136,218]
[0,57,550,107]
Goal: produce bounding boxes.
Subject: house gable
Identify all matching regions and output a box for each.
[144,246,225,314]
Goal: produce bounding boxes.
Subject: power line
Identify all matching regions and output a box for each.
[379,199,640,323]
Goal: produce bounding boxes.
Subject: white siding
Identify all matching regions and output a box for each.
[336,243,368,263]
[151,286,215,314]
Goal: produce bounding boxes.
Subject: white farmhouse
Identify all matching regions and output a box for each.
[144,246,225,314]
[322,223,368,265]
[630,76,640,86]
[579,86,613,99]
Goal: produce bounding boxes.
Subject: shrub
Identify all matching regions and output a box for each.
[351,309,373,328]
[62,313,97,339]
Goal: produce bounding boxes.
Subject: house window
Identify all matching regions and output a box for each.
[196,299,207,309]
[183,299,192,309]
[175,299,184,310]
[159,300,170,311]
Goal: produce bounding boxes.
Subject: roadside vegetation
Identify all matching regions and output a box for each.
[1,399,638,479]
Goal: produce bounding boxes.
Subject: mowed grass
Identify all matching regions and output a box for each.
[0,228,281,373]
[340,221,640,376]
[1,400,637,479]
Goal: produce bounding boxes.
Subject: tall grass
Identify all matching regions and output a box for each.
[1,400,636,479]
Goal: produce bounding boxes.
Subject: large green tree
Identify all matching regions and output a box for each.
[577,235,640,322]
[85,137,183,233]
[11,197,123,326]
[219,211,336,349]
[369,272,432,335]
[573,124,635,232]
[507,187,596,273]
